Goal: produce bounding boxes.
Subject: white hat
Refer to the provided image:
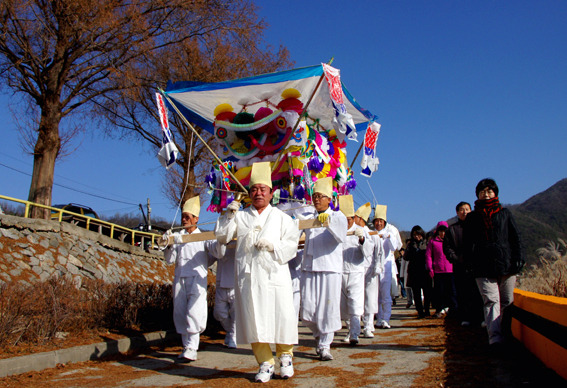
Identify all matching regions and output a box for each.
[313,177,333,198]
[249,161,272,189]
[373,204,387,222]
[339,195,355,217]
[355,202,372,222]
[182,196,200,217]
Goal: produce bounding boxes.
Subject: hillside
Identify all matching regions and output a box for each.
[509,178,567,266]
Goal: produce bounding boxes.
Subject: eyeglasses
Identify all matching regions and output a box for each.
[312,194,329,200]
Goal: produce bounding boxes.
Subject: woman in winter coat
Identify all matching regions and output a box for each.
[426,221,457,318]
[403,225,432,318]
[463,178,524,348]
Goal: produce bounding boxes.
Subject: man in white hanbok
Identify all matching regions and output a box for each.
[215,162,300,383]
[354,203,382,338]
[374,205,403,329]
[210,246,237,349]
[297,177,348,361]
[161,196,224,362]
[339,196,373,345]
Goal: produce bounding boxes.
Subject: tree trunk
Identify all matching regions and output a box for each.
[28,108,61,219]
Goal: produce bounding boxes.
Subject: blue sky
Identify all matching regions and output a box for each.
[1,0,566,231]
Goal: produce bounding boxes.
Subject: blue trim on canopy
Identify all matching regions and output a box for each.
[165,65,324,93]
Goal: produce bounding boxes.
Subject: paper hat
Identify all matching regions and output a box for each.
[313,177,333,198]
[355,202,372,222]
[338,195,355,217]
[249,161,273,188]
[182,196,200,217]
[373,204,387,222]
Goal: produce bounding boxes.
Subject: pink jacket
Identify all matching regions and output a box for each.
[426,235,453,274]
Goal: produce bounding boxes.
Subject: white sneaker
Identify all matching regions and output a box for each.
[380,321,391,329]
[362,328,374,338]
[342,334,351,343]
[320,348,334,361]
[178,347,197,361]
[255,362,274,383]
[279,354,294,379]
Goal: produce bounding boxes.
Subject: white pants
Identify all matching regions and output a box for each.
[377,275,392,323]
[292,276,301,318]
[364,269,379,315]
[304,322,335,350]
[476,275,516,345]
[173,275,208,349]
[341,272,364,337]
[301,271,342,348]
[213,286,236,341]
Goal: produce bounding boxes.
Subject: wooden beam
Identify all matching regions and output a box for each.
[163,218,328,246]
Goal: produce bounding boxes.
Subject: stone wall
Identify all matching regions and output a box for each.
[0,214,173,287]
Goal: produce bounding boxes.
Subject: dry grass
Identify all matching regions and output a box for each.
[517,238,567,297]
[0,276,174,352]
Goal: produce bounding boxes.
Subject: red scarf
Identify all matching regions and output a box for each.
[474,197,502,239]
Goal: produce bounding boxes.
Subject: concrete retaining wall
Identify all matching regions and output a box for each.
[0,214,173,286]
[512,289,567,380]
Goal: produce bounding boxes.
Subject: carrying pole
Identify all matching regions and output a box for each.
[159,90,249,196]
[271,58,334,171]
[350,137,365,168]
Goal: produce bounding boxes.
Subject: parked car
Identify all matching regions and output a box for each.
[51,203,100,221]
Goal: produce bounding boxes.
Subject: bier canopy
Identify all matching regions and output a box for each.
[163,63,380,213]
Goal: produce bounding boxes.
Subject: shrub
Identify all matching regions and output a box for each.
[0,277,174,349]
[517,239,567,298]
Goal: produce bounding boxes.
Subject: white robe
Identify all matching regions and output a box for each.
[298,206,348,334]
[377,223,403,322]
[365,228,384,317]
[215,204,300,344]
[164,228,223,337]
[342,225,374,319]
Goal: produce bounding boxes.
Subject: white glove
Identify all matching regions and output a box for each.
[173,233,184,244]
[354,228,365,238]
[255,238,274,252]
[159,230,173,250]
[226,200,240,219]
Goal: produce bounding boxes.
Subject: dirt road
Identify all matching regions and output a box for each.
[0,302,563,387]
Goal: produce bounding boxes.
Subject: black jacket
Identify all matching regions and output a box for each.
[463,208,524,278]
[403,239,429,288]
[444,220,465,265]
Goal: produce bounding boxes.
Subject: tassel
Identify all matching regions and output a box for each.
[308,156,324,173]
[294,185,305,200]
[280,188,289,204]
[346,179,357,191]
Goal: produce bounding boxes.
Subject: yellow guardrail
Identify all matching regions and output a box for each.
[0,194,160,249]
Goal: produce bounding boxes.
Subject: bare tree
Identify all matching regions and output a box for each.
[96,27,292,208]
[0,0,274,218]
